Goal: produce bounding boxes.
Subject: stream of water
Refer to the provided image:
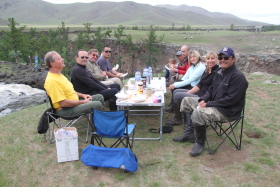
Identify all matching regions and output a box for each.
[0,83,47,117]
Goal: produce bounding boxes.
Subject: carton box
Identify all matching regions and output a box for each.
[54,127,79,163]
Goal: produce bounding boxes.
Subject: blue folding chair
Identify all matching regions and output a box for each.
[91,109,136,150]
[81,144,138,172]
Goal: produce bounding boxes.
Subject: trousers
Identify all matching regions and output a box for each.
[57,94,104,116]
[180,97,231,126]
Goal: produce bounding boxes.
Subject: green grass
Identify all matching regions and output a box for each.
[107,30,280,52]
[0,72,280,186]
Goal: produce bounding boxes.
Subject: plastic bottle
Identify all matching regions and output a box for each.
[148,66,153,80]
[135,70,141,82]
[143,67,149,77]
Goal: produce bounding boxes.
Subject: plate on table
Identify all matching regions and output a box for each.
[115,92,129,100]
[132,95,146,103]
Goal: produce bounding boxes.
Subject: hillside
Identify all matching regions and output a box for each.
[0,0,268,26]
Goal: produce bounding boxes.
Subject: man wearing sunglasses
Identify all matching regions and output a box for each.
[180,47,248,157]
[44,51,104,116]
[87,49,119,86]
[70,49,120,111]
[96,47,122,86]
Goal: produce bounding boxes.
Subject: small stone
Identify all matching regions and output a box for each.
[203,166,213,173]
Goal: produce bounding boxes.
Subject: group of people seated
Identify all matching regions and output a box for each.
[44,44,248,157]
[44,47,123,117]
[164,45,248,156]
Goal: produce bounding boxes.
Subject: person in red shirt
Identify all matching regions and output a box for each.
[165,45,191,112]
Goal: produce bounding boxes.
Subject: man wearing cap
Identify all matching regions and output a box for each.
[171,45,191,79]
[180,47,248,157]
[169,50,186,84]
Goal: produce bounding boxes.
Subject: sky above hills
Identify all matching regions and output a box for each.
[43,0,279,25]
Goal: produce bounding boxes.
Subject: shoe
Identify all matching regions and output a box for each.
[164,106,174,113]
[166,118,182,126]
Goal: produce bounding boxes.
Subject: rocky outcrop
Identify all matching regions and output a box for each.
[236,54,280,74]
[0,62,48,89]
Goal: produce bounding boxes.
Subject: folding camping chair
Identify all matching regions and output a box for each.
[91,109,136,150]
[81,109,137,171]
[205,107,245,155]
[44,93,91,144]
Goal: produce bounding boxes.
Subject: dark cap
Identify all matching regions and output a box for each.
[218,47,235,57]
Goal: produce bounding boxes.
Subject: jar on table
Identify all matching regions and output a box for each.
[137,82,143,93]
[141,76,146,89]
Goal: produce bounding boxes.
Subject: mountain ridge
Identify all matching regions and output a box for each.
[0,0,268,26]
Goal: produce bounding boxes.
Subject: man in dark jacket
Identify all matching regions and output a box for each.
[71,49,120,111]
[180,47,248,157]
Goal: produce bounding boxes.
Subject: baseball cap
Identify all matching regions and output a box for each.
[218,47,235,57]
[176,51,182,56]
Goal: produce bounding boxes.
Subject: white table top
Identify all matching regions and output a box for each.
[116,77,166,107]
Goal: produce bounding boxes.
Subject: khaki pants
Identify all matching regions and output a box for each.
[108,77,122,88]
[57,94,104,116]
[180,97,231,126]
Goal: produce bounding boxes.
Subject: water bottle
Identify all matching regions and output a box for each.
[143,67,149,77]
[135,70,141,82]
[148,66,153,80]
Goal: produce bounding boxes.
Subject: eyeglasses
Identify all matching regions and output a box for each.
[218,56,231,60]
[104,50,112,53]
[92,54,99,58]
[80,56,89,59]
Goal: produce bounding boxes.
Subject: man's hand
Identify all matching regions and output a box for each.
[101,71,107,77]
[198,100,206,108]
[169,84,175,90]
[81,94,92,101]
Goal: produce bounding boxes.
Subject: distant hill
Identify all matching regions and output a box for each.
[0,0,268,26]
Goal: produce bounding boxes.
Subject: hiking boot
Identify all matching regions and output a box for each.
[173,113,195,143]
[164,105,174,113]
[189,125,206,157]
[166,117,183,126]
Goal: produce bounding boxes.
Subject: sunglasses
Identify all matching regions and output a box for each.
[80,56,89,59]
[92,54,99,58]
[104,50,112,53]
[218,56,231,60]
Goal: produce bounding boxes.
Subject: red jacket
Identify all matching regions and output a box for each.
[177,59,190,75]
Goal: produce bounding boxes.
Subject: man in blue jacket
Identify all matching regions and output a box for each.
[181,47,248,157]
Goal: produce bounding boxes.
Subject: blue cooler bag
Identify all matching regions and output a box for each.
[81,144,138,172]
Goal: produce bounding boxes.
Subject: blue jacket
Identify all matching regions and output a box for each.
[174,62,206,88]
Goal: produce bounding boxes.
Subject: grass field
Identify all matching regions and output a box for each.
[0,72,280,187]
[1,23,280,53]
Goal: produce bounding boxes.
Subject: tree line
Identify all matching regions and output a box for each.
[0,18,164,76]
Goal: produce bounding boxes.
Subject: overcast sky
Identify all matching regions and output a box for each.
[43,0,279,25]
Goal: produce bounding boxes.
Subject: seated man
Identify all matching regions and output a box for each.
[71,49,120,111]
[87,49,120,86]
[169,50,188,85]
[44,51,104,116]
[180,47,248,157]
[97,46,122,86]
